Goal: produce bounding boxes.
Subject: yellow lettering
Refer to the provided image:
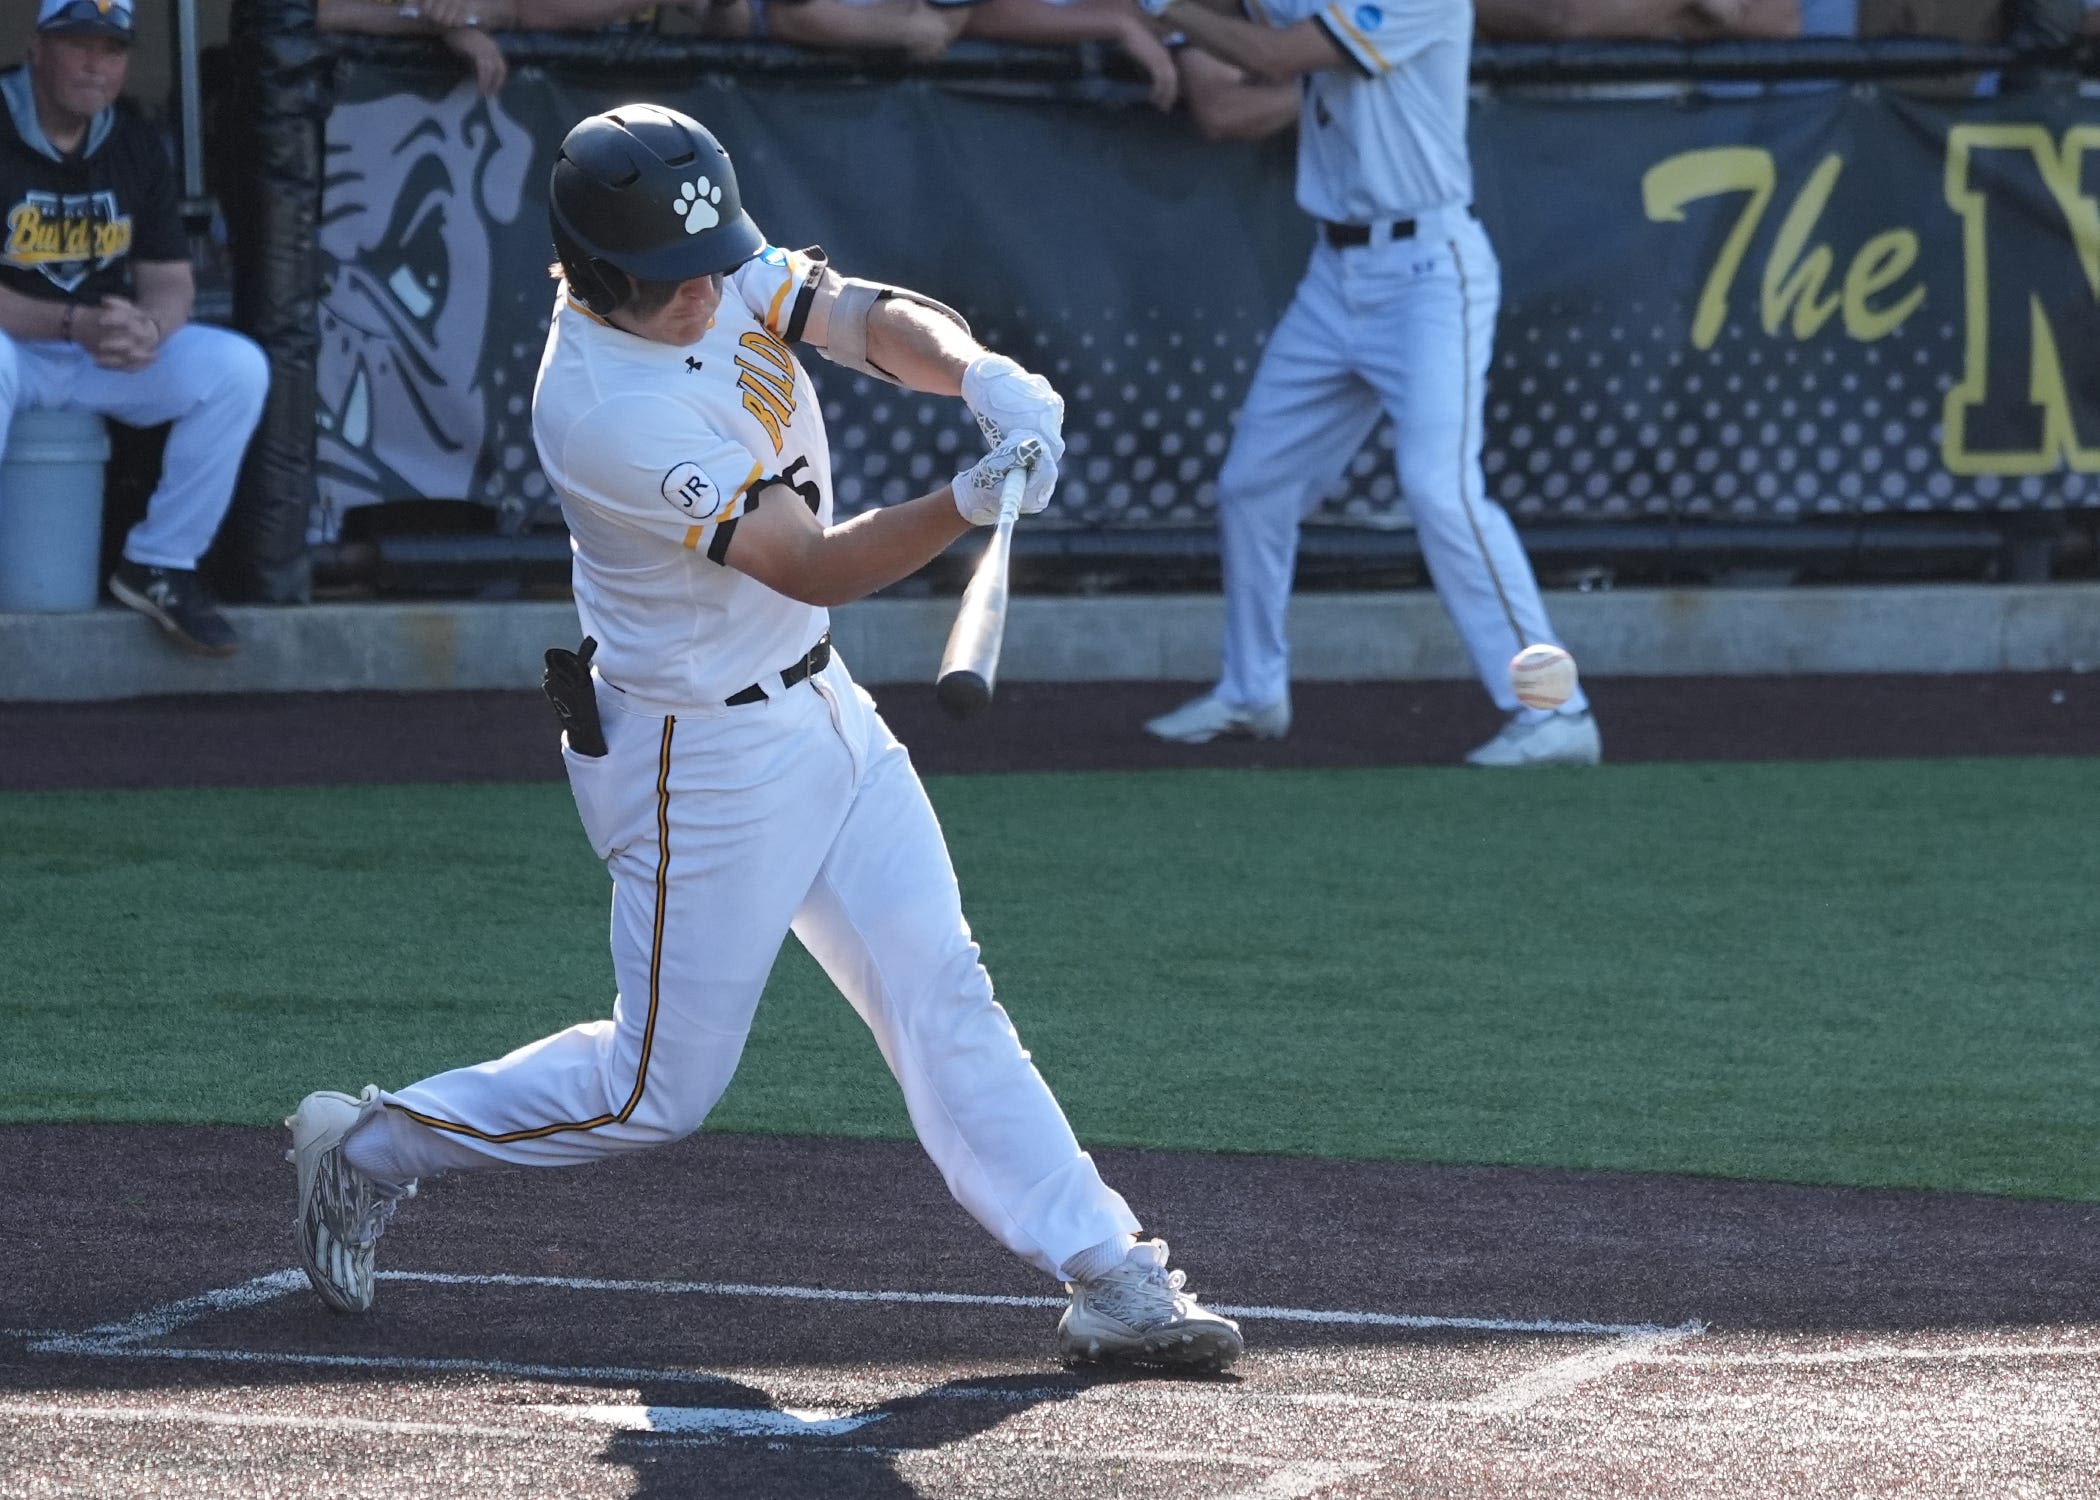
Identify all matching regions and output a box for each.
[1760,154,1843,339]
[738,328,794,377]
[1943,124,2100,475]
[1842,230,1924,341]
[1642,147,1776,351]
[739,385,785,453]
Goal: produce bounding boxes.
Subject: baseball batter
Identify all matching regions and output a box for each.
[1138,0,1602,767]
[284,105,1242,1372]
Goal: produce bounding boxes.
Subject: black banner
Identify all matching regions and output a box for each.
[310,63,2100,547]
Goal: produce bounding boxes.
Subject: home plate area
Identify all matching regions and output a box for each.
[5,1133,2100,1498]
[9,1269,2100,1499]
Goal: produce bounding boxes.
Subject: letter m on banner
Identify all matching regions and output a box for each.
[1943,126,2100,476]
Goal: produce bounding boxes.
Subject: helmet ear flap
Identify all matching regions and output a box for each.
[554,224,631,317]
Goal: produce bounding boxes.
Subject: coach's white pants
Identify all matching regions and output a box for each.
[0,327,269,570]
[355,654,1140,1281]
[1214,215,1586,718]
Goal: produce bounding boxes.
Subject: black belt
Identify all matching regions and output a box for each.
[1321,206,1475,248]
[725,632,831,706]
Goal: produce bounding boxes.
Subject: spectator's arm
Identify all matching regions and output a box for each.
[767,0,969,58]
[1685,0,1799,36]
[1156,2,1344,80]
[1475,0,1733,41]
[513,0,672,26]
[967,0,1179,106]
[131,260,194,345]
[316,0,518,32]
[1176,44,1298,140]
[0,285,76,343]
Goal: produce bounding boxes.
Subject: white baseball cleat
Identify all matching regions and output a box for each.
[286,1086,416,1314]
[1143,693,1291,745]
[1058,1238,1245,1371]
[1464,710,1603,768]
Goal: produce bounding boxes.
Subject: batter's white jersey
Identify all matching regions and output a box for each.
[532,245,833,707]
[1245,0,1473,223]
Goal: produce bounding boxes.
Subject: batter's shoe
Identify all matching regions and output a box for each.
[286,1086,416,1314]
[1143,693,1290,745]
[1058,1238,1245,1371]
[1464,710,1603,769]
[108,561,239,658]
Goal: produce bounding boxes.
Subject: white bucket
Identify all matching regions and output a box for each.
[0,407,112,613]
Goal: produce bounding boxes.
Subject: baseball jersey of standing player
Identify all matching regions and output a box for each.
[531,245,834,707]
[1242,0,1473,225]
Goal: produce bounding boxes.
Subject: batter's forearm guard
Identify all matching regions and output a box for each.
[790,250,971,386]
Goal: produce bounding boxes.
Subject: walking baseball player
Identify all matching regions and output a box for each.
[1137,0,1602,767]
[285,104,1243,1372]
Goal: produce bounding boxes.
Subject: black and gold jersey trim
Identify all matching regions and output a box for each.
[391,716,679,1144]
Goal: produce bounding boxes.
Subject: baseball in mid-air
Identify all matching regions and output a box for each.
[1509,643,1578,710]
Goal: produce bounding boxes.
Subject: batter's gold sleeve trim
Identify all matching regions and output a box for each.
[1448,238,1526,649]
[764,271,795,336]
[389,718,679,1144]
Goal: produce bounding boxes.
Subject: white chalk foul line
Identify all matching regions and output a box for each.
[1650,1339,2100,1370]
[377,1270,1685,1339]
[1464,1325,1701,1415]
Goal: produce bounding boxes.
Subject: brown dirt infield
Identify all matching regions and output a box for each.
[2,673,2097,1498]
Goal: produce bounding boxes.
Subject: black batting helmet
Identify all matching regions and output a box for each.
[549,104,765,316]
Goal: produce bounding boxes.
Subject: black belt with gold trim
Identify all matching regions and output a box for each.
[725,632,832,707]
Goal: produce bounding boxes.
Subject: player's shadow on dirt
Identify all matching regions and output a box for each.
[604,1367,1233,1498]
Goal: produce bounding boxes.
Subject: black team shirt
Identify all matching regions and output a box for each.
[0,63,185,311]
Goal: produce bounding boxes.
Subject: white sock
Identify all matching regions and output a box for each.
[341,1107,415,1189]
[1059,1233,1137,1284]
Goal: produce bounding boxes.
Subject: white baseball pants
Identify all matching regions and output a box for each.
[351,653,1140,1281]
[1213,212,1587,718]
[0,327,269,571]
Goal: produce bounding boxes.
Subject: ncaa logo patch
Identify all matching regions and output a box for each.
[1354,3,1382,27]
[661,461,717,517]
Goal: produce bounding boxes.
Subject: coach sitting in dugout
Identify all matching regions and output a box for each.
[0,0,268,657]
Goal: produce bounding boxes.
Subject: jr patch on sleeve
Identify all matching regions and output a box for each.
[561,396,765,560]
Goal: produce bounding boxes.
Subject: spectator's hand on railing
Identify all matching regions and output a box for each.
[404,0,487,25]
[1689,0,1748,25]
[1117,14,1180,110]
[443,24,510,93]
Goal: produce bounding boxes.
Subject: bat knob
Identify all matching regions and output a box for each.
[1014,437,1044,471]
[937,670,992,720]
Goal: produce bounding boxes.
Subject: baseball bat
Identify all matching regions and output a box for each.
[935,458,1031,720]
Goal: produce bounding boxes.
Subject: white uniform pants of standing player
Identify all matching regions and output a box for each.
[0,328,269,570]
[1214,209,1587,719]
[345,654,1142,1281]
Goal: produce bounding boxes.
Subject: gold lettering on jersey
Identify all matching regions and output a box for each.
[4,201,135,266]
[734,329,799,454]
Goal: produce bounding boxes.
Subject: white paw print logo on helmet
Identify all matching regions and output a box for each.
[674,178,722,234]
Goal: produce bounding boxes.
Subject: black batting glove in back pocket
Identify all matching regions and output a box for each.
[543,637,609,758]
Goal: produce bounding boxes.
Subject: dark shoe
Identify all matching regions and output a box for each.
[109,561,239,657]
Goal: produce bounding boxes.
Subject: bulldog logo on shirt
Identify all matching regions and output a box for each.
[662,462,716,517]
[3,190,133,293]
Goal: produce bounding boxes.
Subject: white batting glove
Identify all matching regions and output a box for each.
[953,430,1057,526]
[962,354,1066,467]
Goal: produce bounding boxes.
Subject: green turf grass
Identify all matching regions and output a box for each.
[1,761,2093,1199]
